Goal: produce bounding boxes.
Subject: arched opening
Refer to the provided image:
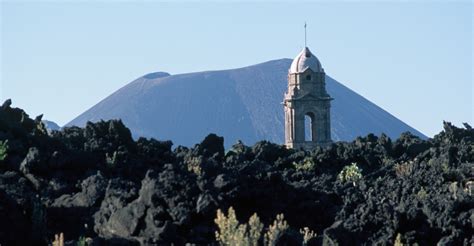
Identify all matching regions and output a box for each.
[304,113,314,141]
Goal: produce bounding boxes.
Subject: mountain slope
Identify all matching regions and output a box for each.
[42,120,60,132]
[67,59,426,147]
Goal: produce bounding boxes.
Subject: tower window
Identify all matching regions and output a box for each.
[304,112,315,141]
[306,75,311,81]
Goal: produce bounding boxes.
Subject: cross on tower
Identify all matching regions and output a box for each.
[304,22,307,47]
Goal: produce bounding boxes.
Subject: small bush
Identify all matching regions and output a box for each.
[215,207,315,246]
[264,214,289,246]
[394,161,413,177]
[105,151,118,168]
[52,233,64,246]
[293,157,315,171]
[464,181,473,196]
[449,182,458,200]
[105,149,128,168]
[300,227,316,245]
[77,236,87,246]
[215,207,263,246]
[416,186,428,200]
[0,140,8,161]
[394,233,405,246]
[338,162,363,186]
[186,156,203,176]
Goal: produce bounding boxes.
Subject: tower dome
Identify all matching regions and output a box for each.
[289,47,323,74]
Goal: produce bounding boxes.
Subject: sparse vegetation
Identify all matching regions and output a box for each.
[464,181,473,196]
[105,151,119,168]
[293,157,316,171]
[0,140,7,161]
[77,236,87,246]
[214,207,318,246]
[215,207,263,246]
[449,182,458,200]
[52,233,64,246]
[300,227,316,245]
[264,214,289,246]
[338,162,363,186]
[394,233,404,246]
[417,186,428,200]
[186,156,203,175]
[394,161,413,177]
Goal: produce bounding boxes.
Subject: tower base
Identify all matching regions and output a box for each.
[285,141,332,150]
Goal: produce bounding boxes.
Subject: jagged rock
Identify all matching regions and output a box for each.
[322,221,353,246]
[18,147,48,190]
[83,119,135,153]
[196,193,216,215]
[94,168,195,242]
[1,99,12,109]
[274,229,303,246]
[52,172,107,207]
[462,122,472,130]
[0,171,47,245]
[195,133,224,159]
[136,137,173,163]
[48,150,68,169]
[47,173,108,240]
[94,179,139,238]
[20,147,42,174]
[230,140,251,156]
[35,114,43,122]
[151,166,198,225]
[139,220,180,244]
[252,140,289,163]
[213,174,233,191]
[106,200,146,237]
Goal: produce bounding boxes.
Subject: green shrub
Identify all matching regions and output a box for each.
[0,140,8,161]
[416,186,428,200]
[293,157,315,171]
[77,236,87,246]
[338,162,363,186]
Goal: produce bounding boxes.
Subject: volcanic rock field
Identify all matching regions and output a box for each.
[0,99,472,245]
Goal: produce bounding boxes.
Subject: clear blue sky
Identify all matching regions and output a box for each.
[1,1,472,137]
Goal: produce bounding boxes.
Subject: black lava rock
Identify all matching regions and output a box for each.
[0,100,472,245]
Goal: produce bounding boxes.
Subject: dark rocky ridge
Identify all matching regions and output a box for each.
[67,59,426,148]
[0,100,472,245]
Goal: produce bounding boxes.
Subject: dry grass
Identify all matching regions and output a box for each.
[394,161,414,177]
[52,233,64,246]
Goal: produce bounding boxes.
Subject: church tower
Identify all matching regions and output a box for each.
[283,46,333,149]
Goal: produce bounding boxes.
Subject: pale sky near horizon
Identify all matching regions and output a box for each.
[1,1,472,137]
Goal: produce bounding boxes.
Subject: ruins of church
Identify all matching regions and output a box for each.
[283,46,333,149]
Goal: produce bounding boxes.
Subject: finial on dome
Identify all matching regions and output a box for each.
[304,22,307,47]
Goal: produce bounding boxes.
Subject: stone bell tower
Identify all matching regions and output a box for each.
[283,46,333,149]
